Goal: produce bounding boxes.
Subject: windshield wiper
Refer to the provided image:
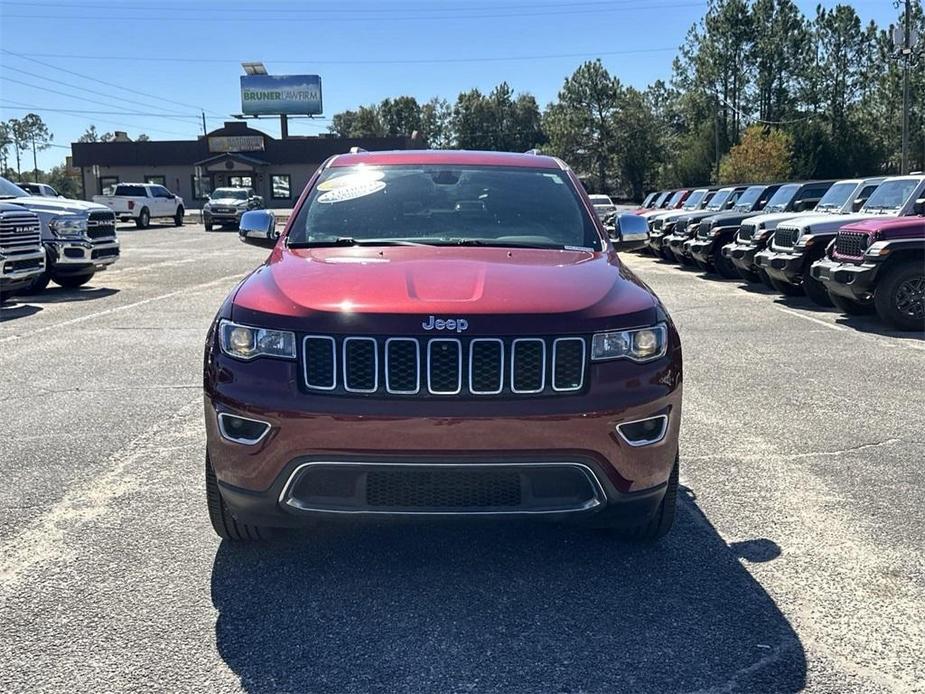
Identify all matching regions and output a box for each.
[437,238,571,250]
[287,237,428,248]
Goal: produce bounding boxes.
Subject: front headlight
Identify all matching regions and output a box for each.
[219,320,296,361]
[591,323,668,363]
[795,232,816,247]
[49,215,87,238]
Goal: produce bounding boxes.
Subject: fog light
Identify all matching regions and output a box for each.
[617,415,668,447]
[217,413,270,445]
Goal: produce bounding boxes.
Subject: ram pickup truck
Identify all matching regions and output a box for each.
[0,202,45,302]
[202,187,265,231]
[675,184,780,274]
[204,149,682,544]
[810,216,924,330]
[93,183,184,228]
[0,176,119,291]
[756,176,924,305]
[721,180,838,284]
[649,186,743,261]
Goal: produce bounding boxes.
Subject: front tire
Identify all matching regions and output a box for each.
[874,261,925,331]
[712,245,739,279]
[174,206,184,226]
[53,272,94,289]
[802,272,834,307]
[205,222,213,232]
[737,266,762,283]
[829,292,874,315]
[769,276,803,296]
[22,259,51,294]
[136,208,150,229]
[206,454,275,541]
[613,456,678,543]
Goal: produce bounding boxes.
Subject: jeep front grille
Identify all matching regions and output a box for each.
[302,335,587,397]
[0,211,42,255]
[697,220,713,238]
[738,223,756,241]
[773,226,799,249]
[834,231,868,259]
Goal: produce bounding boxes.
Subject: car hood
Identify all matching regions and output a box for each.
[739,211,807,230]
[775,212,889,233]
[839,216,925,237]
[208,198,247,206]
[704,210,763,227]
[6,195,109,215]
[656,208,703,223]
[231,246,662,334]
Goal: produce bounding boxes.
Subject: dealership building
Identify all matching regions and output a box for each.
[70,121,419,208]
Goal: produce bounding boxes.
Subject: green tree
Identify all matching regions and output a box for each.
[0,122,11,175]
[419,97,453,148]
[615,87,664,199]
[750,0,809,123]
[452,88,497,150]
[7,118,28,178]
[544,60,622,192]
[379,96,422,136]
[46,163,80,198]
[136,133,151,142]
[17,114,53,182]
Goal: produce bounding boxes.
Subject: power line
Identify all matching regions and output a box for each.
[0,77,203,121]
[0,99,199,138]
[0,49,225,118]
[0,67,199,118]
[1,1,706,22]
[0,100,204,120]
[5,46,679,66]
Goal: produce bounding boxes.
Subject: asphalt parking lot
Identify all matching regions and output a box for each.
[1,223,923,693]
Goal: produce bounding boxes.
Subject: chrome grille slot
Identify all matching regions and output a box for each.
[87,211,117,241]
[343,337,378,393]
[511,339,545,393]
[0,211,42,254]
[834,231,868,258]
[469,339,504,395]
[427,339,462,394]
[301,335,588,397]
[552,338,585,392]
[385,338,419,394]
[303,336,336,391]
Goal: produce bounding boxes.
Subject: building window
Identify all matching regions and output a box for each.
[192,175,212,200]
[99,176,119,195]
[271,174,291,199]
[144,175,166,186]
[229,175,253,189]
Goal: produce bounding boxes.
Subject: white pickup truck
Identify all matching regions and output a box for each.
[93,183,184,228]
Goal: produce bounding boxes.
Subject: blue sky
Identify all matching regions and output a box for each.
[0,0,899,172]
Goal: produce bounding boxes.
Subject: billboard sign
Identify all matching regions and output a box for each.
[208,135,265,153]
[240,74,323,116]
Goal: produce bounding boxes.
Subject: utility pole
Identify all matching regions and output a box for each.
[901,0,911,174]
[201,111,208,137]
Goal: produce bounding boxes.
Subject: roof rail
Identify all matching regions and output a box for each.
[349,146,367,154]
[524,148,541,155]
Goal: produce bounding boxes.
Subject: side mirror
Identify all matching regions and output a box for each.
[239,209,278,247]
[852,197,867,212]
[914,198,925,216]
[612,213,649,251]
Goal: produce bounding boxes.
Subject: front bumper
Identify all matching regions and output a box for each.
[688,238,715,264]
[0,247,45,289]
[723,240,763,273]
[205,347,682,526]
[203,209,244,224]
[48,238,120,273]
[646,231,668,253]
[809,256,880,300]
[754,248,806,284]
[665,233,693,261]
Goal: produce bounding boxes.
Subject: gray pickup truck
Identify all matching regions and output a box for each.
[0,176,120,292]
[0,201,45,302]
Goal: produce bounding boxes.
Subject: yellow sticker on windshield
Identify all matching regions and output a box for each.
[317,180,386,204]
[316,170,384,192]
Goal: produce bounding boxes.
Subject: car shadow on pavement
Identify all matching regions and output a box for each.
[210,488,806,694]
[0,303,43,320]
[14,287,119,304]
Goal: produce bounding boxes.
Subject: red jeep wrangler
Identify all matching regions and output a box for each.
[203,150,682,543]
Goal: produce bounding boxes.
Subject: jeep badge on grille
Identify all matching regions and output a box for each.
[422,315,469,332]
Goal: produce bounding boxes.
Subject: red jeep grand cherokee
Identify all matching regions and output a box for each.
[203,150,682,542]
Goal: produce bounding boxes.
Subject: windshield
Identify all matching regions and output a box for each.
[706,188,734,210]
[0,176,28,198]
[683,189,708,209]
[861,179,920,213]
[288,164,602,251]
[643,192,657,207]
[763,184,800,213]
[211,188,249,200]
[816,182,858,212]
[733,186,765,211]
[654,192,671,207]
[666,191,685,207]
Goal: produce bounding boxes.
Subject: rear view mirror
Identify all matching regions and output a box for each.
[914,198,925,216]
[852,197,867,212]
[613,213,649,250]
[239,210,278,248]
